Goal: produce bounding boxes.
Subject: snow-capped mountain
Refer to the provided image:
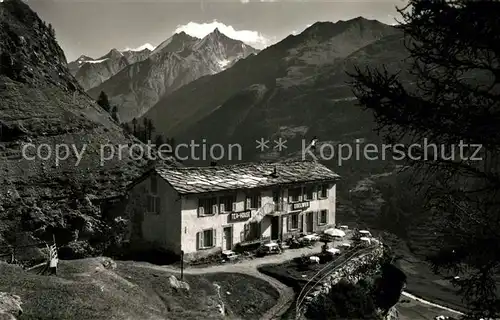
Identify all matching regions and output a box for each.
[86,29,259,122]
[69,46,153,90]
[144,17,402,142]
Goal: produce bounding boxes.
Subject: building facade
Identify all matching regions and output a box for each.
[125,160,340,261]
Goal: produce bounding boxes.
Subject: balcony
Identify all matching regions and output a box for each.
[266,202,289,216]
[247,202,288,223]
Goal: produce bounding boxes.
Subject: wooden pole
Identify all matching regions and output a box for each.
[180,250,184,280]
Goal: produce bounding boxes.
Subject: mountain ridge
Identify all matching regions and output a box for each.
[142,16,400,139]
[86,28,259,122]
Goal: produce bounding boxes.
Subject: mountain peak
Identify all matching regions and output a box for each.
[77,54,93,61]
[99,48,123,60]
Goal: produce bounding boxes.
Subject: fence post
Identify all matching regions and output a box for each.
[180,250,184,280]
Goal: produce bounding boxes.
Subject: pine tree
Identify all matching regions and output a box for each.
[349,0,500,317]
[97,91,111,113]
[147,119,155,142]
[132,118,137,136]
[111,106,119,122]
[48,23,55,38]
[122,123,131,134]
[154,134,165,147]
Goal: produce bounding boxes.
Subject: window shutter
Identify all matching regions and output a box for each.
[298,193,303,202]
[155,197,161,215]
[232,201,237,212]
[299,214,303,232]
[324,210,329,224]
[212,204,218,215]
[312,190,317,200]
[257,196,262,208]
[198,205,205,216]
[220,202,225,213]
[314,211,319,229]
[212,229,216,247]
[197,232,202,250]
[245,197,251,210]
[288,215,292,231]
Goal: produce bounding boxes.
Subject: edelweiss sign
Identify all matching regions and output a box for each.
[291,201,310,211]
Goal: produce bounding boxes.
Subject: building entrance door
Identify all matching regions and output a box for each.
[306,212,314,233]
[271,216,280,240]
[223,226,233,251]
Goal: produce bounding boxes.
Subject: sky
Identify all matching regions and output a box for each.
[27,0,406,62]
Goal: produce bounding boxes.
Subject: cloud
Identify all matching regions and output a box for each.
[240,0,250,3]
[123,43,156,52]
[291,23,313,36]
[173,20,272,49]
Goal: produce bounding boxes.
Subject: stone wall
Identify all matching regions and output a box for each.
[298,244,385,318]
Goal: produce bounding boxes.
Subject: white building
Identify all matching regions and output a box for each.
[125,160,340,261]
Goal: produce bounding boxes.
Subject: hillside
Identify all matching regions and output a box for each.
[0,0,158,256]
[0,258,279,320]
[87,29,259,122]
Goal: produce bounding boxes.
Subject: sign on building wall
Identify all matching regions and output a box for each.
[229,210,251,222]
[291,201,310,211]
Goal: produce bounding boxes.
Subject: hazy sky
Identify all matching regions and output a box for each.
[27,0,406,62]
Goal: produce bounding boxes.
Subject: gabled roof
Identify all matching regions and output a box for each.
[155,160,340,195]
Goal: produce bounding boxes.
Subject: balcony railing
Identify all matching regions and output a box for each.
[249,202,289,223]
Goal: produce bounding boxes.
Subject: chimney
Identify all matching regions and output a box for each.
[270,166,278,178]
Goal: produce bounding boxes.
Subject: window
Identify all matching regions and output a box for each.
[245,194,261,210]
[219,195,236,213]
[198,197,218,216]
[303,186,314,201]
[147,195,160,214]
[288,188,302,203]
[197,229,216,249]
[318,185,329,199]
[288,213,299,230]
[319,210,328,225]
[147,175,160,214]
[243,222,261,241]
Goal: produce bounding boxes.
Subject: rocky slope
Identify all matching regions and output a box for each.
[87,29,259,123]
[0,0,158,257]
[69,47,153,91]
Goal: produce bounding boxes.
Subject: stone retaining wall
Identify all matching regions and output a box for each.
[298,244,385,318]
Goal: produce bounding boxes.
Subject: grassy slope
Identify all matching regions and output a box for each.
[0,259,278,320]
[0,0,155,253]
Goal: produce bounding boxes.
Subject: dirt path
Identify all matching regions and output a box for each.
[131,243,324,320]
